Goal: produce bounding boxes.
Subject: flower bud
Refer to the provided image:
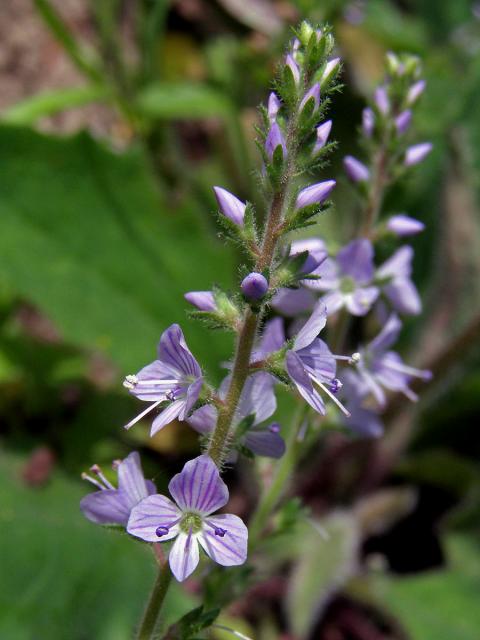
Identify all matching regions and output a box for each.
[213,186,246,226]
[313,120,332,154]
[268,92,281,123]
[374,86,390,115]
[362,108,375,137]
[321,57,341,88]
[404,142,432,167]
[265,123,287,160]
[285,54,300,85]
[299,20,314,45]
[299,83,320,114]
[395,110,412,135]
[184,291,216,311]
[241,273,269,300]
[295,180,336,209]
[387,214,425,236]
[407,79,426,105]
[386,51,401,76]
[343,155,370,182]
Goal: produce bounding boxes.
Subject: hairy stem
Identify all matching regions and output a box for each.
[360,144,388,236]
[135,561,172,640]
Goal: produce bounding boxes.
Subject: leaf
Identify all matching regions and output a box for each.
[1,85,110,125]
[0,453,195,639]
[384,536,480,640]
[287,512,359,638]
[0,126,233,376]
[137,83,233,120]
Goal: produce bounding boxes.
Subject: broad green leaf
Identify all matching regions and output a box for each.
[287,512,359,637]
[384,536,480,640]
[137,82,233,119]
[2,85,110,125]
[0,453,195,639]
[0,126,233,376]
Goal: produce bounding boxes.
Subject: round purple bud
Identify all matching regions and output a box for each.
[156,525,169,537]
[214,527,227,537]
[241,272,269,300]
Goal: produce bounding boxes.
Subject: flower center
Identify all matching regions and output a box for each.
[340,276,356,294]
[180,512,203,534]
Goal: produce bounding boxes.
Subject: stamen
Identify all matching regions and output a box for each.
[350,352,361,364]
[312,376,351,417]
[402,386,419,402]
[124,399,163,430]
[90,464,115,489]
[112,459,122,470]
[123,374,138,389]
[269,422,281,434]
[329,378,343,393]
[81,472,104,491]
[156,525,170,537]
[383,359,432,380]
[132,378,180,388]
[214,527,227,537]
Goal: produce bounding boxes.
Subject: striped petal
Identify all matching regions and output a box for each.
[169,455,228,515]
[80,489,130,526]
[118,451,154,508]
[169,531,200,582]
[158,324,201,378]
[127,494,181,542]
[199,514,248,567]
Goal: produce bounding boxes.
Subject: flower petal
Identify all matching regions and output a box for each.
[337,239,375,284]
[150,399,185,436]
[169,531,200,582]
[118,451,153,508]
[286,350,326,415]
[187,404,217,436]
[254,317,286,359]
[377,246,413,279]
[296,338,336,382]
[128,360,180,400]
[244,428,286,458]
[180,377,203,419]
[345,286,379,316]
[384,278,421,315]
[293,301,327,351]
[169,455,228,515]
[271,288,316,317]
[320,290,345,316]
[80,489,130,526]
[199,514,248,567]
[158,324,201,378]
[304,257,339,291]
[127,494,181,542]
[235,372,276,426]
[368,314,402,354]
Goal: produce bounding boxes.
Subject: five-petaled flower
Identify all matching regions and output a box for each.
[80,452,155,526]
[127,455,248,582]
[123,324,202,435]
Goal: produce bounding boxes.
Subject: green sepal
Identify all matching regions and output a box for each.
[165,605,220,640]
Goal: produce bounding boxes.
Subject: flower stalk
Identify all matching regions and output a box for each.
[135,561,173,640]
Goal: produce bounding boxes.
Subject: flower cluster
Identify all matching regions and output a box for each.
[80,27,432,611]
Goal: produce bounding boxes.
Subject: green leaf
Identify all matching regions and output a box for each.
[384,536,480,640]
[0,126,233,375]
[1,86,110,125]
[137,83,233,120]
[287,512,359,637]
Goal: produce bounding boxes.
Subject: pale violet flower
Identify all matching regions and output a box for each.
[127,455,248,582]
[123,324,202,435]
[80,452,155,527]
[377,245,421,315]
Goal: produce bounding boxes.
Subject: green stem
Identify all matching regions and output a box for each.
[248,404,306,546]
[135,561,173,640]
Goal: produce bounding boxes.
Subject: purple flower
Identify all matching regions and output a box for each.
[377,246,421,315]
[213,186,246,226]
[395,110,412,135]
[124,325,202,435]
[299,83,321,113]
[405,142,432,167]
[127,455,248,582]
[313,120,332,155]
[355,314,432,406]
[344,156,370,182]
[285,54,300,85]
[305,239,379,316]
[80,452,156,527]
[184,291,216,311]
[265,122,287,160]
[241,272,269,300]
[188,372,285,459]
[387,215,425,237]
[374,86,390,115]
[362,108,375,137]
[295,180,336,209]
[290,237,328,276]
[268,92,281,122]
[283,302,349,416]
[407,80,426,105]
[339,371,383,438]
[271,287,316,316]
